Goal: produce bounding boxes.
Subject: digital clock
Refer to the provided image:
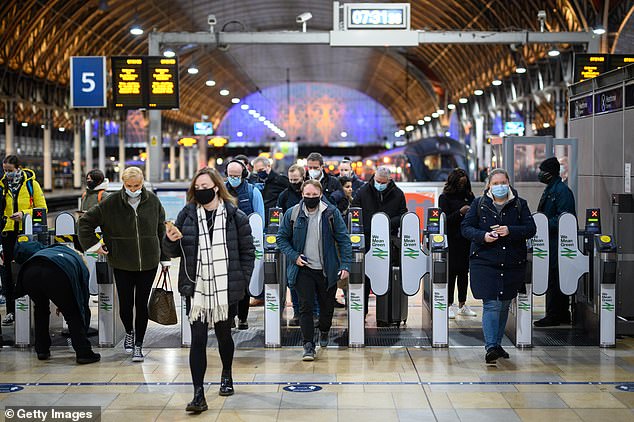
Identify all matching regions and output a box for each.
[344,3,410,30]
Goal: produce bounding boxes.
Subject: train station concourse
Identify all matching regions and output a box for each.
[1,1,634,421]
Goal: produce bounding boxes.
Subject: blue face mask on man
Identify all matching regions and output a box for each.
[374,181,387,192]
[227,176,242,188]
[491,184,509,198]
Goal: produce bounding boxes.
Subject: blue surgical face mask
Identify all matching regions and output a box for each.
[374,181,387,192]
[227,176,242,187]
[491,184,509,198]
[125,188,142,198]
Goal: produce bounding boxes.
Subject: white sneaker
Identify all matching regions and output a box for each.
[458,305,477,317]
[2,313,14,325]
[124,332,134,353]
[448,305,457,319]
[132,345,144,362]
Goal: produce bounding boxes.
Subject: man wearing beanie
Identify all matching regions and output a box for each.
[534,157,576,327]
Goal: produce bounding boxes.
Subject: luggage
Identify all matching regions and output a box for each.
[375,266,408,327]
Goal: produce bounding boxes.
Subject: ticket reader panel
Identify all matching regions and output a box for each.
[348,207,365,347]
[264,207,283,348]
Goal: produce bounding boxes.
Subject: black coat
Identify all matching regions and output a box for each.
[253,170,289,219]
[276,186,302,213]
[162,202,255,305]
[461,189,536,300]
[438,191,475,272]
[352,177,408,252]
[312,172,343,206]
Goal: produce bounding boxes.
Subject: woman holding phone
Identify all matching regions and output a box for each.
[162,167,254,413]
[460,168,536,365]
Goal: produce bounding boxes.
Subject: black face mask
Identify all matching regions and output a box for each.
[303,196,320,209]
[86,180,99,190]
[291,182,303,192]
[538,171,553,184]
[257,170,268,180]
[194,188,216,205]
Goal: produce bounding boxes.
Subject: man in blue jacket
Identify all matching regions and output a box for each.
[277,180,352,361]
[14,241,100,364]
[534,157,576,327]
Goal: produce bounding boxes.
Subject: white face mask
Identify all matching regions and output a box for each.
[308,169,321,180]
[125,188,142,198]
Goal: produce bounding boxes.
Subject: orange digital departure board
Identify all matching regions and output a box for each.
[111,56,179,109]
[574,54,634,82]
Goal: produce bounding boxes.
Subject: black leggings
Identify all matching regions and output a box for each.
[1,230,18,314]
[112,267,157,346]
[190,310,236,389]
[448,268,469,305]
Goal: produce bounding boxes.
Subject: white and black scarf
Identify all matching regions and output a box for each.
[189,201,230,324]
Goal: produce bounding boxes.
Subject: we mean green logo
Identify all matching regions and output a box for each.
[561,247,577,259]
[518,301,531,312]
[372,247,388,259]
[350,300,363,312]
[266,300,279,312]
[403,247,420,259]
[16,302,28,312]
[254,249,264,260]
[100,301,113,312]
[602,301,615,312]
[533,247,547,259]
[434,301,447,311]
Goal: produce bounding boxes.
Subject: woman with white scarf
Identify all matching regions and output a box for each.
[163,167,255,413]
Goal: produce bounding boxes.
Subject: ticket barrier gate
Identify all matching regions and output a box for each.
[504,213,550,348]
[347,207,365,347]
[558,209,617,348]
[263,208,285,348]
[96,253,124,347]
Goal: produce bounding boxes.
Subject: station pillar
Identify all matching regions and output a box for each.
[98,118,106,173]
[525,100,534,137]
[118,116,126,176]
[73,116,82,189]
[5,101,14,156]
[169,138,176,181]
[84,118,93,171]
[179,145,186,181]
[555,88,566,139]
[43,111,53,191]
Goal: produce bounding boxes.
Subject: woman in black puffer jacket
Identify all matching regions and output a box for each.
[163,167,254,413]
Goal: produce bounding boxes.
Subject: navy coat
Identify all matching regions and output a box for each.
[537,176,576,268]
[461,189,536,300]
[162,202,255,304]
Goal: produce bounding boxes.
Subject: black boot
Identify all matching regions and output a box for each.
[219,376,234,396]
[186,386,208,413]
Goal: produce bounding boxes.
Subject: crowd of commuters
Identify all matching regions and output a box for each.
[0,151,576,412]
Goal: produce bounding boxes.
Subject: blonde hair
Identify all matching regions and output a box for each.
[121,166,144,182]
[288,164,305,178]
[301,179,322,193]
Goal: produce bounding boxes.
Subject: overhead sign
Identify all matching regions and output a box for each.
[208,136,228,147]
[70,56,107,108]
[112,56,179,109]
[194,122,214,135]
[504,121,524,136]
[574,54,634,82]
[344,3,410,30]
[570,95,594,119]
[178,137,198,147]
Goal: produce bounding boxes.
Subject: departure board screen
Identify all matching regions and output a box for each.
[147,57,179,109]
[112,56,145,109]
[111,56,180,109]
[574,54,634,82]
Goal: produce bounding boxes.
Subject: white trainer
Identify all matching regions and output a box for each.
[132,345,144,362]
[458,305,477,317]
[448,305,457,319]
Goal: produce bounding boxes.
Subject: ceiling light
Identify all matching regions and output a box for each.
[40,124,45,129]
[264,120,271,125]
[130,24,143,36]
[241,104,249,110]
[340,131,348,138]
[248,109,256,115]
[21,122,28,127]
[431,112,439,118]
[417,119,424,125]
[474,89,484,96]
[253,112,260,118]
[543,122,550,128]
[258,116,266,122]
[163,48,176,58]
[205,79,215,86]
[394,131,401,137]
[231,98,240,104]
[405,125,414,132]
[592,25,606,35]
[187,64,198,75]
[447,103,456,110]
[459,98,468,104]
[58,127,65,132]
[424,116,432,122]
[437,109,445,115]
[516,66,527,74]
[548,47,560,57]
[219,89,230,96]
[492,80,502,86]
[237,131,243,137]
[0,118,4,123]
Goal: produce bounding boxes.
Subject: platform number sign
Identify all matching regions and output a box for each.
[70,57,107,108]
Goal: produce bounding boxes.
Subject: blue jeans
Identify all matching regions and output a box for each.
[482,299,512,351]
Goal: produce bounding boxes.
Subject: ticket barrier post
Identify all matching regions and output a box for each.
[424,208,449,348]
[96,254,124,347]
[347,208,365,348]
[505,213,549,348]
[14,214,35,347]
[559,209,617,348]
[264,208,284,348]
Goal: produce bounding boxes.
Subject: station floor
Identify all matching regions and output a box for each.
[1,276,634,421]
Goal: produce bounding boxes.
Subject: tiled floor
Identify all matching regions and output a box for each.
[1,270,634,421]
